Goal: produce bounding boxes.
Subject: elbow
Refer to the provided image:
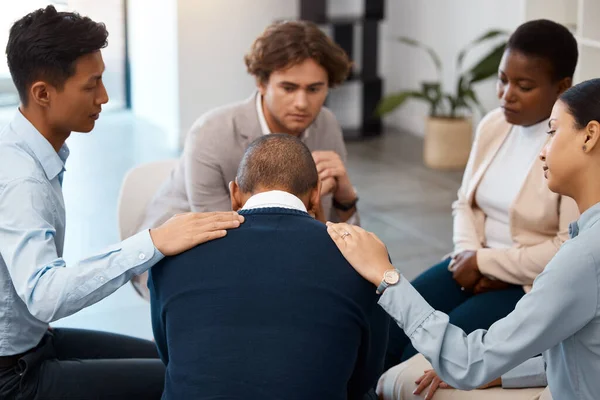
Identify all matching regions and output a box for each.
[26,303,56,323]
[16,263,68,323]
[451,197,470,215]
[20,288,59,323]
[25,292,60,323]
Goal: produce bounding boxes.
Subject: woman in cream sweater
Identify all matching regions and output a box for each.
[384,19,580,372]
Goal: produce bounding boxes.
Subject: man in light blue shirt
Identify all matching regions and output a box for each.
[0,6,243,400]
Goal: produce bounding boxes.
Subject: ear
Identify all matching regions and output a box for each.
[308,191,324,222]
[229,180,243,211]
[256,77,267,96]
[557,77,572,96]
[307,181,322,215]
[309,185,321,211]
[583,120,600,153]
[29,81,52,108]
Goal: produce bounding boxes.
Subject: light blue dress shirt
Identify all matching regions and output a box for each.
[501,356,546,388]
[379,202,600,399]
[0,111,164,356]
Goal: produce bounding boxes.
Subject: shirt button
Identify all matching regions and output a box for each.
[99,276,105,283]
[139,253,146,260]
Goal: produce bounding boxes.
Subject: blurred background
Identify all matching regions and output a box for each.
[0,0,595,340]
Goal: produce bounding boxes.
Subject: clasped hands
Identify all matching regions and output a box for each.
[451,250,510,294]
[309,151,357,223]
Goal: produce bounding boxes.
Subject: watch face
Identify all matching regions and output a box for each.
[384,269,400,285]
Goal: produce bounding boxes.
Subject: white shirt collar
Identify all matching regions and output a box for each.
[256,92,271,136]
[241,190,307,213]
[255,92,310,139]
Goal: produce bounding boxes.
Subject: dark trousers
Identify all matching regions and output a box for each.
[384,258,526,370]
[0,328,165,400]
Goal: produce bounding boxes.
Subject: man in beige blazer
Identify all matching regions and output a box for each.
[134,21,359,299]
[140,20,359,230]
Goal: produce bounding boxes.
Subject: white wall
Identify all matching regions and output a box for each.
[71,0,127,111]
[524,0,577,29]
[128,0,180,148]
[129,0,375,146]
[176,0,298,145]
[128,0,532,144]
[380,0,523,136]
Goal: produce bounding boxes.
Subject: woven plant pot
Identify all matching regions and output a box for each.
[424,117,473,170]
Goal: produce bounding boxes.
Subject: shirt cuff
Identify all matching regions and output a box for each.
[501,357,547,388]
[116,229,165,276]
[378,275,435,337]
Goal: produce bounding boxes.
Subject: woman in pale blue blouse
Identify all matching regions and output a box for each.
[326,78,600,400]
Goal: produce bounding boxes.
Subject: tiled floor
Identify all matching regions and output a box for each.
[0,109,463,340]
[344,131,463,277]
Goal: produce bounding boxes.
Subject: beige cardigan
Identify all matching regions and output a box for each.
[452,108,580,292]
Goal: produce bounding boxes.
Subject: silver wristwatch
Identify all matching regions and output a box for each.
[376,269,400,294]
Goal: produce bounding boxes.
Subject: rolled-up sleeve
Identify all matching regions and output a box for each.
[378,241,596,390]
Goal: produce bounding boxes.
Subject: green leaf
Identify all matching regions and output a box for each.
[397,36,442,76]
[456,76,466,98]
[375,91,426,116]
[444,94,457,117]
[467,42,506,84]
[457,30,507,71]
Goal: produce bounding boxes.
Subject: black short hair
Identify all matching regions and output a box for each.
[236,134,319,196]
[507,19,578,81]
[6,5,108,106]
[560,78,600,130]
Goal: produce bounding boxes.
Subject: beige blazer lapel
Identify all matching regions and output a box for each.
[234,92,264,144]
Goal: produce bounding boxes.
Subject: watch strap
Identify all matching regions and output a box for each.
[376,280,389,295]
[332,196,358,211]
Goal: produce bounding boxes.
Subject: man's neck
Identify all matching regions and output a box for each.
[20,106,70,152]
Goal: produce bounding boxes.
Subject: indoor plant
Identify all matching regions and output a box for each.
[377,30,508,169]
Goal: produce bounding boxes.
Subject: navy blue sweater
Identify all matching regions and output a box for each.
[149,208,389,400]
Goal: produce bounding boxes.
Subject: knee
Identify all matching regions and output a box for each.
[377,354,430,400]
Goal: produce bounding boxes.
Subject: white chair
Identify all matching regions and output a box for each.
[118,159,178,301]
[117,159,178,240]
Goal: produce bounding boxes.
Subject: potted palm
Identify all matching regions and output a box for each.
[377,31,508,169]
